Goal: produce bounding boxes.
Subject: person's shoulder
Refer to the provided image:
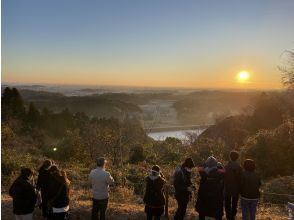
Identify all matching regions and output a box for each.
[89,168,97,175]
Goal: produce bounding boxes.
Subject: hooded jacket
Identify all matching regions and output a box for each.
[143,174,166,207]
[196,158,225,218]
[9,176,37,215]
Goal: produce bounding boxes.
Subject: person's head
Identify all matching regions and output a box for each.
[20,167,34,180]
[49,165,60,175]
[42,159,53,170]
[229,151,239,161]
[97,157,107,168]
[182,158,195,171]
[205,156,218,168]
[150,165,160,176]
[243,159,256,172]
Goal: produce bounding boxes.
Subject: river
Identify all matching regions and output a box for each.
[147,128,206,141]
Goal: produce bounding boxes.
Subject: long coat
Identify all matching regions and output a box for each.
[195,167,225,218]
[143,175,166,216]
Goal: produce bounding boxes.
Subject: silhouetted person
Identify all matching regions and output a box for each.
[89,157,115,220]
[173,157,195,220]
[240,159,261,220]
[9,168,37,220]
[37,159,53,218]
[196,156,225,220]
[143,165,166,220]
[224,151,242,220]
[47,165,70,220]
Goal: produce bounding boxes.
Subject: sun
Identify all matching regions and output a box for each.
[237,70,250,83]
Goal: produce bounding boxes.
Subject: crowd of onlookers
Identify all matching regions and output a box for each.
[9,151,261,220]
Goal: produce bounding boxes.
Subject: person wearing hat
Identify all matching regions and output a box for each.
[9,168,37,220]
[195,156,225,220]
[173,157,195,220]
[143,165,166,220]
[89,157,115,220]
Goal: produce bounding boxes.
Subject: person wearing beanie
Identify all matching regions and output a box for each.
[36,159,53,218]
[196,156,225,220]
[173,157,195,220]
[224,151,242,220]
[143,165,166,220]
[9,168,37,220]
[89,157,114,220]
[240,159,261,220]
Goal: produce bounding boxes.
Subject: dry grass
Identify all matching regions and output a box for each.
[1,188,289,220]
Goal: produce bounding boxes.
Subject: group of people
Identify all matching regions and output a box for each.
[9,160,70,220]
[144,151,261,220]
[9,151,261,220]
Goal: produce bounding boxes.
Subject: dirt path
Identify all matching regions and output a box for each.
[1,194,288,220]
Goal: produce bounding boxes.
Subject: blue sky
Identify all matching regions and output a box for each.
[2,0,294,88]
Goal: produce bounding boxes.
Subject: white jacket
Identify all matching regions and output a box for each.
[89,167,115,200]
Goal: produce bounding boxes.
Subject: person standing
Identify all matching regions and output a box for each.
[195,156,225,220]
[143,165,166,220]
[9,168,37,220]
[173,157,195,220]
[36,159,53,219]
[224,151,242,220]
[89,157,115,220]
[240,159,261,220]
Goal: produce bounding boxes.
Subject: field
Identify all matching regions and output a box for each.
[1,188,289,220]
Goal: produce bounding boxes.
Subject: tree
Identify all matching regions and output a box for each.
[2,87,25,120]
[26,103,40,126]
[278,49,294,90]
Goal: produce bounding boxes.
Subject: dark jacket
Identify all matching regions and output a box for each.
[196,167,225,218]
[240,171,261,199]
[144,175,166,216]
[48,174,70,208]
[144,175,166,207]
[173,167,192,201]
[224,161,242,196]
[9,176,37,215]
[37,166,52,202]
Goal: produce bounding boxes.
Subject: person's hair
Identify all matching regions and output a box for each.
[39,159,53,171]
[49,165,60,175]
[151,165,160,172]
[243,159,256,171]
[230,151,239,161]
[20,167,34,178]
[61,170,71,186]
[182,157,195,168]
[97,157,106,167]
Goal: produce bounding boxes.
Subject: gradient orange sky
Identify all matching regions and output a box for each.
[2,0,294,89]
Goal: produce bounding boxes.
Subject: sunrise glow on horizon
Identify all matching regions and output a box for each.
[2,0,294,89]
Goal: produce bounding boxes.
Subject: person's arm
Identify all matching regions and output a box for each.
[106,172,115,186]
[88,171,93,188]
[26,183,37,206]
[9,181,16,198]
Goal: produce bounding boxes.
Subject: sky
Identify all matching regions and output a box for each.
[2,0,294,89]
